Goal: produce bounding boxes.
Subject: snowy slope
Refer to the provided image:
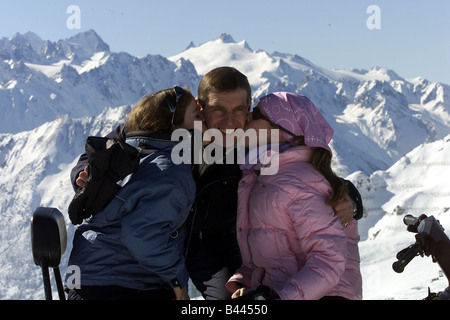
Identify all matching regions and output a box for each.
[0,105,131,299]
[0,30,449,300]
[354,136,450,299]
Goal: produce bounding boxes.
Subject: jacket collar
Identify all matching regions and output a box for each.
[125,130,179,152]
[240,144,313,173]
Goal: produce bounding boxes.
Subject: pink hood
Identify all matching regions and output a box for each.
[227,146,362,300]
[260,92,334,155]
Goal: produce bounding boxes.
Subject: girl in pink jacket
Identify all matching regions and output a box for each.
[226,92,362,300]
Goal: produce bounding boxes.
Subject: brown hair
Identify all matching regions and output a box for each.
[197,67,252,108]
[310,147,348,206]
[125,87,194,132]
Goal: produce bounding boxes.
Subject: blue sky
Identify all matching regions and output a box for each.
[1,0,449,84]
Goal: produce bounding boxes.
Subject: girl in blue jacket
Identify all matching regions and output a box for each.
[66,87,203,300]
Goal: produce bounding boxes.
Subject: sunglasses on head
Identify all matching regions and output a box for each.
[251,106,297,138]
[166,86,186,125]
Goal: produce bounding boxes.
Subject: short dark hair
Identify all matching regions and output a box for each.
[198,67,251,108]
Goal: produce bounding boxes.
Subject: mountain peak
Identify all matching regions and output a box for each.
[369,66,403,81]
[9,31,44,52]
[218,33,235,43]
[65,29,110,53]
[185,41,196,50]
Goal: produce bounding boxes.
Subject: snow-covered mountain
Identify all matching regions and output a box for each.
[0,29,200,134]
[2,31,448,176]
[0,30,449,300]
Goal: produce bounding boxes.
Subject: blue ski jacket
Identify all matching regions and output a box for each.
[66,135,195,291]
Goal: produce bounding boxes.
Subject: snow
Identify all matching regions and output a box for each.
[356,136,450,299]
[169,34,279,90]
[24,51,109,79]
[24,60,71,77]
[1,30,450,300]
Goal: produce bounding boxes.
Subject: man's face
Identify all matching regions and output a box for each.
[200,88,250,144]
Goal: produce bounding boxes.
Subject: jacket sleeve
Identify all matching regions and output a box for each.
[120,178,191,288]
[277,192,348,300]
[226,264,254,293]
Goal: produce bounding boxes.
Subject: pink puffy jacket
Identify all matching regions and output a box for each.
[226,146,362,300]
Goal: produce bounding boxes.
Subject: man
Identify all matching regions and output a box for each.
[71,67,363,300]
[182,67,249,299]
